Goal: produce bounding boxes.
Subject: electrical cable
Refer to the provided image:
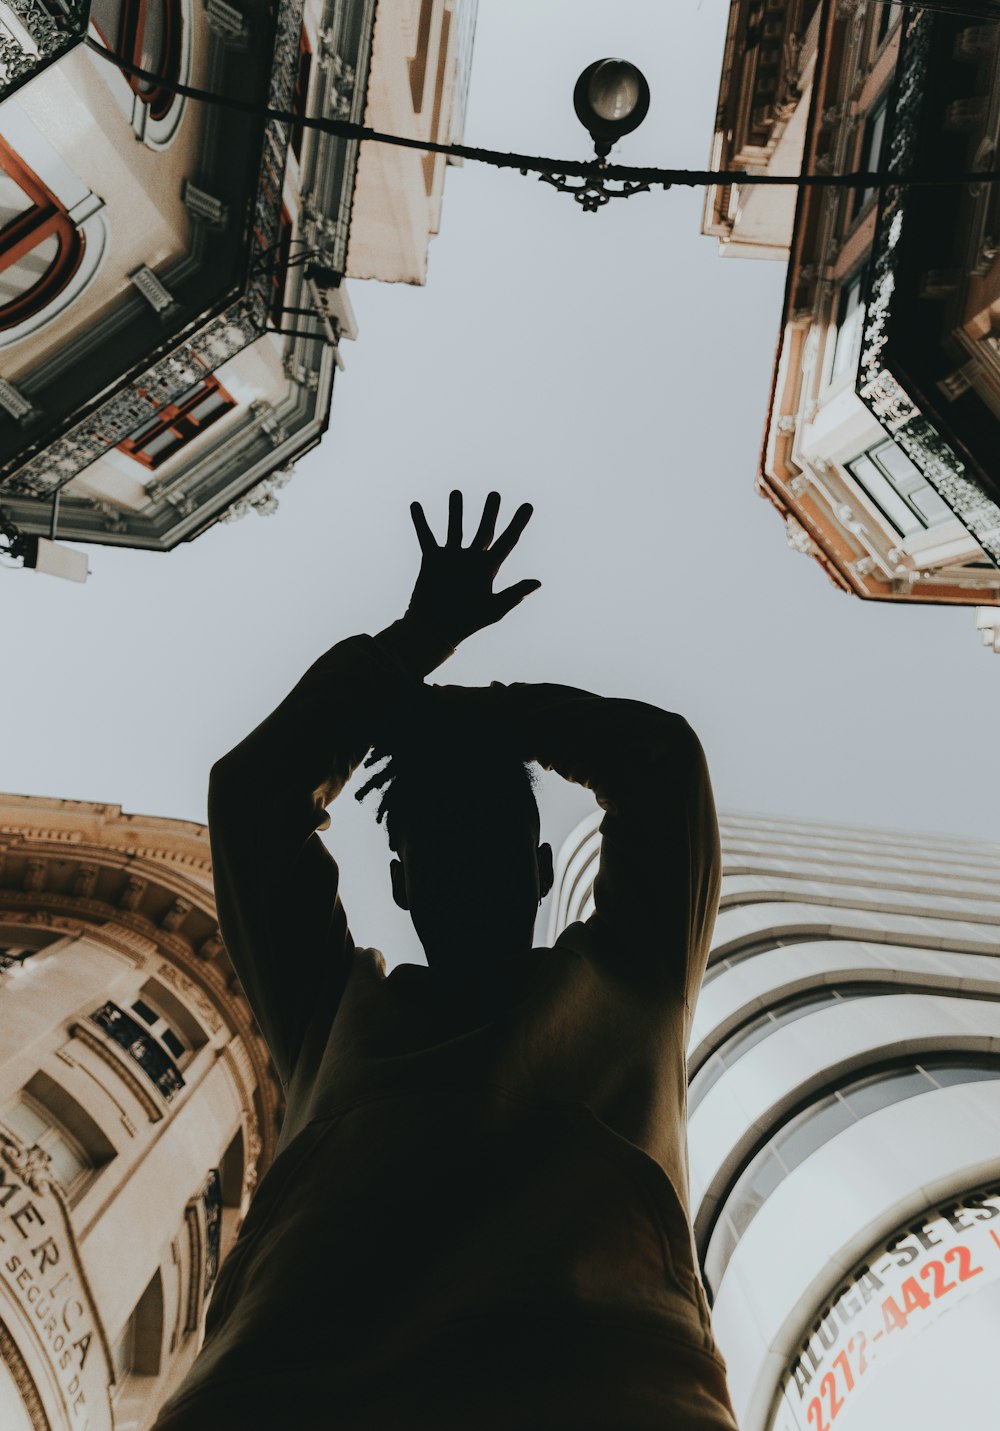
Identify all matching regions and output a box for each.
[84,36,1000,191]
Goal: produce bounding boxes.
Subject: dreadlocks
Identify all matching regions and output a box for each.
[354,690,539,853]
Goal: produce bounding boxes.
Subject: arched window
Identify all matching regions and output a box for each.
[91,0,183,122]
[0,140,84,332]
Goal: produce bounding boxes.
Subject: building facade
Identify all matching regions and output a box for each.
[550,807,1000,1431]
[0,793,283,1431]
[0,0,475,551]
[701,1,1000,644]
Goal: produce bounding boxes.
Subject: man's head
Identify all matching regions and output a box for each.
[356,695,553,970]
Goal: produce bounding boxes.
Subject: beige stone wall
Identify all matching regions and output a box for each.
[0,795,282,1431]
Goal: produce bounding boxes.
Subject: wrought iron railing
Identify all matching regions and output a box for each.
[857,7,1000,567]
[202,1167,222,1298]
[0,0,90,99]
[90,1000,186,1102]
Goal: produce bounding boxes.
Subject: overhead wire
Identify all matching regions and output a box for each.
[84,36,1000,191]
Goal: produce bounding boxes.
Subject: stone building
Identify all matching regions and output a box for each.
[0,793,282,1431]
[551,807,1000,1431]
[0,0,476,551]
[701,0,1000,645]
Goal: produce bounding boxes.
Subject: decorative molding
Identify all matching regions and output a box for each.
[0,1313,50,1431]
[69,1021,166,1123]
[183,1201,204,1334]
[129,265,178,316]
[155,960,224,1035]
[0,378,37,424]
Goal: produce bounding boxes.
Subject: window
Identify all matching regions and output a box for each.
[269,206,293,328]
[689,986,897,1113]
[876,2,900,47]
[704,1057,1000,1294]
[830,270,866,381]
[852,100,888,220]
[112,1270,163,1397]
[847,439,953,537]
[118,374,236,469]
[90,0,183,122]
[0,140,84,332]
[291,28,313,162]
[129,989,196,1066]
[1,1073,115,1203]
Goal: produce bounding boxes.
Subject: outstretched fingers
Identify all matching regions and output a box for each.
[471,490,501,549]
[409,501,437,552]
[494,577,542,618]
[489,502,534,571]
[447,489,463,547]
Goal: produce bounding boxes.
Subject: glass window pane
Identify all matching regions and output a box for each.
[729,1149,787,1237]
[140,430,179,460]
[161,1027,185,1059]
[0,234,60,305]
[925,1063,1000,1088]
[188,392,227,424]
[2,1099,47,1142]
[719,1014,774,1065]
[908,485,952,526]
[138,0,167,87]
[704,1214,740,1295]
[0,170,32,230]
[46,1132,88,1188]
[688,1056,726,1113]
[832,278,865,379]
[774,1097,855,1172]
[132,999,158,1025]
[841,1066,934,1118]
[848,455,921,535]
[873,440,922,489]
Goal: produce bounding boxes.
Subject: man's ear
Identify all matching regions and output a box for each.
[390,857,409,911]
[537,842,554,903]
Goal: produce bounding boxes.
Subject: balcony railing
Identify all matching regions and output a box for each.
[0,0,90,99]
[90,1000,186,1102]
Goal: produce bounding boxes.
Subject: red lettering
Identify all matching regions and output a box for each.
[833,1350,855,1393]
[945,1245,983,1282]
[807,1396,828,1431]
[920,1259,954,1298]
[849,1331,867,1376]
[882,1295,908,1333]
[901,1277,931,1314]
[821,1371,844,1421]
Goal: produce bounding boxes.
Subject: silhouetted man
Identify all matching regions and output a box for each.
[153,492,740,1430]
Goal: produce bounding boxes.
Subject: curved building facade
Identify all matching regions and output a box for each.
[0,794,282,1431]
[550,809,1000,1431]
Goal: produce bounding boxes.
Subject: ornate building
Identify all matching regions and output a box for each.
[0,0,476,551]
[551,807,1000,1431]
[0,793,283,1430]
[702,1,1000,645]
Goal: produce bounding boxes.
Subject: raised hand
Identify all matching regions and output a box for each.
[406,490,541,646]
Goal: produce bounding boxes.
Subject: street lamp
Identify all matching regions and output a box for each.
[532,58,654,212]
[573,59,651,159]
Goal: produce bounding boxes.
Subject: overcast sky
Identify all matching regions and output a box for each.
[3,0,998,981]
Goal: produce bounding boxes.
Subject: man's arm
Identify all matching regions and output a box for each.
[207,490,540,1086]
[504,683,720,1014]
[208,615,454,1086]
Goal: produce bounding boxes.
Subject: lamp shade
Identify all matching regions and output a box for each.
[573,59,650,153]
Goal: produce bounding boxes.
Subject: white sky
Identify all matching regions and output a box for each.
[3,3,999,1423]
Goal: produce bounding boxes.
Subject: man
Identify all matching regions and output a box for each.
[153,492,739,1430]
